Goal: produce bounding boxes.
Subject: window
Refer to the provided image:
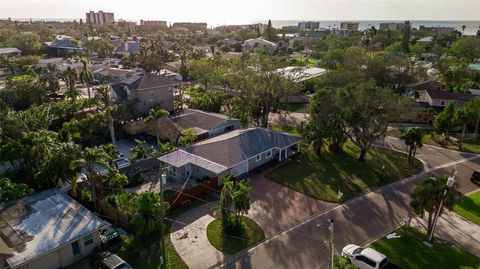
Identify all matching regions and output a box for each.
[356,256,376,267]
[84,233,93,246]
[71,240,81,257]
[265,149,272,158]
[440,100,446,106]
[149,90,154,96]
[224,125,234,132]
[256,155,261,162]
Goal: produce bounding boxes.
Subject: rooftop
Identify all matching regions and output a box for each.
[0,189,108,268]
[159,150,228,175]
[0,48,22,54]
[170,109,237,134]
[184,128,301,168]
[277,66,326,82]
[424,89,474,101]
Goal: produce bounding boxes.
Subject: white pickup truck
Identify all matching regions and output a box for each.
[342,244,401,269]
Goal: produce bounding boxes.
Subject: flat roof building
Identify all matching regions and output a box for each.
[340,22,359,32]
[86,11,115,25]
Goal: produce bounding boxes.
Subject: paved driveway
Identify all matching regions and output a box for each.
[248,171,336,236]
[170,203,226,269]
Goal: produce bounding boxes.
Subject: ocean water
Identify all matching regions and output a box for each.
[263,20,480,35]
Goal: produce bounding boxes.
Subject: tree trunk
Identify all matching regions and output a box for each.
[86,84,91,100]
[459,123,466,150]
[426,211,433,236]
[412,144,417,164]
[109,116,116,147]
[358,147,368,162]
[408,145,414,164]
[475,111,480,143]
[314,140,323,157]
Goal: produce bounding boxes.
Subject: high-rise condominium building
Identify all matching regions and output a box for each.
[86,11,115,25]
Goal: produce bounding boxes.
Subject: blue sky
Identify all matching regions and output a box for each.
[1,0,479,25]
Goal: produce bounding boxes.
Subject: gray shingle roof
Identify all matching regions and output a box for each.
[184,128,301,168]
[170,109,235,132]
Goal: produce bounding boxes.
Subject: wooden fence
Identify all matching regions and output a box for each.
[166,177,218,210]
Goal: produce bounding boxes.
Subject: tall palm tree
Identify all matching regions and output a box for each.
[143,108,170,143]
[399,127,423,164]
[62,66,80,113]
[81,146,111,211]
[410,175,460,240]
[130,192,164,237]
[96,86,117,147]
[40,64,61,101]
[79,59,94,100]
[454,107,473,150]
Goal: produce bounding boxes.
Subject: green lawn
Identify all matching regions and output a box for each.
[453,191,480,225]
[291,57,319,67]
[124,193,219,269]
[266,142,423,202]
[207,217,265,255]
[388,129,480,154]
[371,226,480,269]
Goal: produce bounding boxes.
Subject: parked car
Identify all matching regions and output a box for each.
[471,171,480,184]
[94,252,133,269]
[342,244,400,269]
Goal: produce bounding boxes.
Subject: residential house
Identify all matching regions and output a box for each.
[116,41,141,55]
[418,89,474,109]
[93,67,138,83]
[0,48,22,57]
[110,73,179,114]
[243,38,277,54]
[159,128,301,184]
[44,35,82,57]
[277,66,326,83]
[170,109,241,139]
[0,189,109,269]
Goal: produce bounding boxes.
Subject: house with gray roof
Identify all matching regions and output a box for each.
[170,109,241,139]
[44,35,82,57]
[159,128,301,184]
[110,72,182,114]
[0,48,22,57]
[0,189,109,269]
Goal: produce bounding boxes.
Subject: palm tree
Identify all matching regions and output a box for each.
[454,107,473,150]
[129,139,152,162]
[399,127,423,164]
[81,146,111,211]
[62,66,80,113]
[217,177,235,227]
[144,108,170,143]
[232,179,251,223]
[40,64,61,101]
[410,175,460,239]
[130,192,164,237]
[96,86,117,147]
[79,59,94,100]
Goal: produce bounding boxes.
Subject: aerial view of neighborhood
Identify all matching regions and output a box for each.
[0,0,479,268]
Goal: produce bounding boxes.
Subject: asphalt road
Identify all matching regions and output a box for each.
[215,137,480,269]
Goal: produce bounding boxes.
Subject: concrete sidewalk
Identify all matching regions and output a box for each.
[411,210,480,257]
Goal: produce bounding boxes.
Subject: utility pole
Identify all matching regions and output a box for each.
[328,219,335,269]
[160,171,167,269]
[428,170,456,243]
